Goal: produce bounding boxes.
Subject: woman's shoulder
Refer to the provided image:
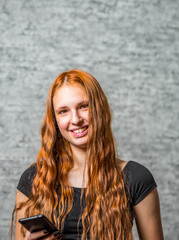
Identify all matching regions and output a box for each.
[17,163,37,198]
[122,160,157,206]
[123,160,156,180]
[19,164,37,182]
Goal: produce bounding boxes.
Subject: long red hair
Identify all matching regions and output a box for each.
[12,70,133,239]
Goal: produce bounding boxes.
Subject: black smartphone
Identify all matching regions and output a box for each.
[18,214,59,234]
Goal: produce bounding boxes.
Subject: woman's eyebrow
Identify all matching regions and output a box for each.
[55,106,67,112]
[79,100,89,104]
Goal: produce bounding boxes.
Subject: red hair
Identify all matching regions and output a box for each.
[12,70,133,239]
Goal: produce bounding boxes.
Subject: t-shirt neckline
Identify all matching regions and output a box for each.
[72,161,132,190]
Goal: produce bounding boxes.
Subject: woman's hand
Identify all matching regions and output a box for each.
[25,229,63,240]
[14,190,64,240]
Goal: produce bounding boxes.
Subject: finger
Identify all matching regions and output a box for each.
[53,231,63,240]
[57,235,65,240]
[43,231,63,240]
[28,229,49,239]
[57,235,64,240]
[25,231,31,240]
[54,231,64,240]
[53,231,61,237]
[55,232,64,240]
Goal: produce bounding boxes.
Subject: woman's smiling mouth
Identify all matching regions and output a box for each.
[70,126,88,137]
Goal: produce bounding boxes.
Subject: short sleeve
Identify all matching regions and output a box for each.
[17,164,37,198]
[123,161,157,206]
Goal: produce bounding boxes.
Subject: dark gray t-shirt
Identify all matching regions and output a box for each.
[17,161,157,239]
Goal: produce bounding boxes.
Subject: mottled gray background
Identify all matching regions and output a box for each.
[0,0,179,239]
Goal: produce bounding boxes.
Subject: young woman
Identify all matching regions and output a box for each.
[12,69,164,240]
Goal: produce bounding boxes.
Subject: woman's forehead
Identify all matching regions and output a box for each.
[53,83,88,107]
[55,82,86,95]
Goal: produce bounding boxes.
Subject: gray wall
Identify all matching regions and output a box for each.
[0,0,178,239]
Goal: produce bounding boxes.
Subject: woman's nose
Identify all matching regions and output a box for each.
[71,111,82,125]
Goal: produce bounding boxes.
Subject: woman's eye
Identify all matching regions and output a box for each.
[80,104,89,109]
[59,109,67,114]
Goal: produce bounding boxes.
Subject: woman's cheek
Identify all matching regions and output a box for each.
[56,118,68,131]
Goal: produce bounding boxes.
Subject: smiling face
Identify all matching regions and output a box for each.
[53,83,89,150]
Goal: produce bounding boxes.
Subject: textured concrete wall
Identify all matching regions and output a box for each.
[0,0,179,239]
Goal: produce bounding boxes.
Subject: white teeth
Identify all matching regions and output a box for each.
[73,127,87,133]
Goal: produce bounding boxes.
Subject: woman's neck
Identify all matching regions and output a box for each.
[67,145,88,188]
[71,145,87,170]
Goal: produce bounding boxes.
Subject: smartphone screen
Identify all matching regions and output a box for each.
[19,214,59,234]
